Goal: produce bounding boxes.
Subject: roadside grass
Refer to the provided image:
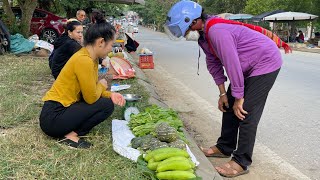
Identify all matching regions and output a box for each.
[0,54,150,179]
[0,55,52,128]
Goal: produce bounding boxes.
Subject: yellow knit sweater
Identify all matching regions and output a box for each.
[42,48,111,107]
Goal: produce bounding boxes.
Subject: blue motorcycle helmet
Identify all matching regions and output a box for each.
[164,0,202,40]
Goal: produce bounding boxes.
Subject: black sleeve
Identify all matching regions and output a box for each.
[98,58,103,64]
[67,41,82,55]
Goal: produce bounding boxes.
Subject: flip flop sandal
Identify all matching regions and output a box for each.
[216,161,249,178]
[200,146,230,158]
[58,138,92,149]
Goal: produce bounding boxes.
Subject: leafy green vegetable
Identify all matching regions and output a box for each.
[128,105,184,137]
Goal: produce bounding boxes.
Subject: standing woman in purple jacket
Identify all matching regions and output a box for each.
[165,1,291,178]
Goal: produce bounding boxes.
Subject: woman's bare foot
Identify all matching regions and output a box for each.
[64,131,79,142]
[59,131,92,149]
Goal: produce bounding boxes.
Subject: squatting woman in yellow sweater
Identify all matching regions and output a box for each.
[39,16,125,149]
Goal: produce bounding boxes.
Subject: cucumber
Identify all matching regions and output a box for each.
[188,159,196,169]
[153,150,189,162]
[187,169,194,173]
[149,158,155,163]
[147,161,160,171]
[156,171,196,180]
[157,156,189,167]
[157,160,192,172]
[144,147,183,162]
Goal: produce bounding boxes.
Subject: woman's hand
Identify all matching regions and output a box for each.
[233,98,248,120]
[218,95,229,112]
[111,93,126,107]
[99,79,108,89]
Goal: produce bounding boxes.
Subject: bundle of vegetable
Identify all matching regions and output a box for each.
[144,147,197,180]
[128,105,184,137]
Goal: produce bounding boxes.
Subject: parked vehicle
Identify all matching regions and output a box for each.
[0,19,10,54]
[133,24,139,33]
[0,7,67,43]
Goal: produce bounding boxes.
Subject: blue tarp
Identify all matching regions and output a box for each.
[10,33,35,54]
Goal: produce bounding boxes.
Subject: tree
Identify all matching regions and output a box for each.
[1,0,37,37]
[94,3,126,17]
[244,0,285,15]
[18,0,38,37]
[201,0,248,14]
[1,0,15,25]
[244,0,315,15]
[130,0,179,31]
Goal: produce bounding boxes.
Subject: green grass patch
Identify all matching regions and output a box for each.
[0,55,52,128]
[0,54,151,179]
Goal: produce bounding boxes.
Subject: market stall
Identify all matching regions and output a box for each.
[227,13,253,21]
[217,13,234,19]
[263,12,319,42]
[251,10,285,22]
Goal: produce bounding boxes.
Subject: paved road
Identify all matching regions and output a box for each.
[134,27,320,179]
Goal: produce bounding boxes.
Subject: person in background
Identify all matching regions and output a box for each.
[49,19,83,79]
[296,30,304,43]
[125,33,139,53]
[76,10,87,24]
[39,16,125,149]
[308,32,320,46]
[165,1,290,177]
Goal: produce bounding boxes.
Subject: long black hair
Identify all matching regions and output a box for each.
[84,15,116,46]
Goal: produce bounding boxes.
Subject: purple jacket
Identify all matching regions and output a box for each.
[198,16,282,99]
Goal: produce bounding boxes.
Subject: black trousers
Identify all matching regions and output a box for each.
[39,98,114,138]
[216,69,280,170]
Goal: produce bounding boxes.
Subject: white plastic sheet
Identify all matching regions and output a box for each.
[111,119,200,166]
[111,85,131,92]
[112,120,141,161]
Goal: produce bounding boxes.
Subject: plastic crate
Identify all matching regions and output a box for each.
[139,54,154,63]
[139,62,154,69]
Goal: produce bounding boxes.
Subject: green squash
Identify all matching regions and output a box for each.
[131,137,143,149]
[155,122,178,143]
[169,139,186,149]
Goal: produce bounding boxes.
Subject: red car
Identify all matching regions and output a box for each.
[1,7,67,43]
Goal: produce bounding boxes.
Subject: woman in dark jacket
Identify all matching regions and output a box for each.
[49,20,83,79]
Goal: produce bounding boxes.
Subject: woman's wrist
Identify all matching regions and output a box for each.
[219,92,227,97]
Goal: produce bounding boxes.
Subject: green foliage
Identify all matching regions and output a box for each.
[130,0,180,31]
[0,15,20,35]
[244,0,285,15]
[244,0,319,15]
[37,0,125,18]
[201,0,248,14]
[95,3,126,17]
